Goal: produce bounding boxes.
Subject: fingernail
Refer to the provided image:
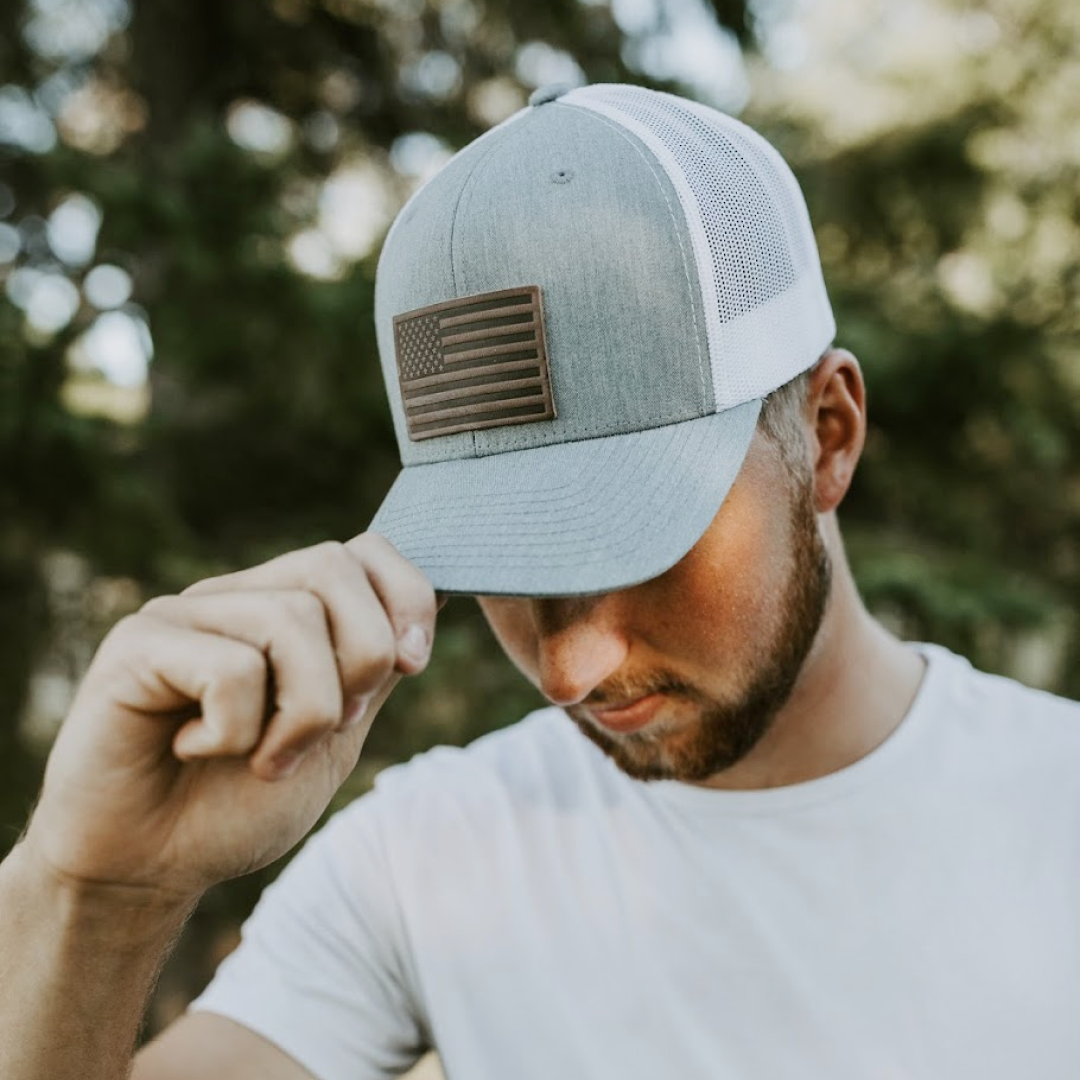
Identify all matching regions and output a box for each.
[271,749,303,779]
[398,624,430,668]
[341,692,373,729]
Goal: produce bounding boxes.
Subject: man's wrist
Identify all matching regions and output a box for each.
[4,838,198,949]
[0,837,199,1080]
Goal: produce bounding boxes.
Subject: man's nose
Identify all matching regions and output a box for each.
[532,594,630,707]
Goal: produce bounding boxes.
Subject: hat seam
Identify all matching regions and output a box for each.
[448,401,756,460]
[556,100,710,415]
[678,95,809,276]
[377,432,618,528]
[385,428,711,565]
[447,120,528,460]
[383,406,760,477]
[382,444,676,554]
[375,405,758,530]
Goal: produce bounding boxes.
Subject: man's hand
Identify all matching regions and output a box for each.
[22,532,436,906]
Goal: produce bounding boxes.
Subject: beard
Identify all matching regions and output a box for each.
[566,476,831,783]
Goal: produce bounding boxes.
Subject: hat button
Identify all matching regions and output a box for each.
[529,83,573,107]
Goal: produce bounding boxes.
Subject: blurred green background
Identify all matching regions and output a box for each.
[1,0,1078,1059]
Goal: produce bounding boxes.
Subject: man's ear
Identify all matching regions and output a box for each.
[806,348,866,514]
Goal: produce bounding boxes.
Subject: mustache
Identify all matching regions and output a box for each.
[580,672,704,709]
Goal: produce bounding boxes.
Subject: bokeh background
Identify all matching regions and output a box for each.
[1,0,1078,1071]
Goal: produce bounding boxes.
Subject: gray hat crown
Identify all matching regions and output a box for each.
[370,84,834,596]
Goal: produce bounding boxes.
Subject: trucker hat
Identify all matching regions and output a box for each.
[369,82,835,596]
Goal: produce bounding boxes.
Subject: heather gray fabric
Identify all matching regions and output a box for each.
[374,103,713,467]
[369,83,834,596]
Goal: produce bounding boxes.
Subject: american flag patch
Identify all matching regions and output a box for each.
[393,286,556,441]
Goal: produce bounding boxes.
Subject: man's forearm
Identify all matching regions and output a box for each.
[0,841,195,1080]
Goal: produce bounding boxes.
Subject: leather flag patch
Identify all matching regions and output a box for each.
[393,286,556,441]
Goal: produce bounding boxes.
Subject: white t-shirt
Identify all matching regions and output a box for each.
[193,646,1080,1079]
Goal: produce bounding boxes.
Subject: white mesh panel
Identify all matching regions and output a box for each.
[563,84,835,409]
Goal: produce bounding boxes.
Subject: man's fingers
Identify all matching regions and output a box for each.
[183,537,437,676]
[150,534,438,776]
[102,616,269,762]
[346,534,438,673]
[142,592,350,775]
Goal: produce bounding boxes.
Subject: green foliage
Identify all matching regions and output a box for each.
[768,57,1080,697]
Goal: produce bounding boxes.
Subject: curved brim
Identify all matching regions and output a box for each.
[369,400,762,597]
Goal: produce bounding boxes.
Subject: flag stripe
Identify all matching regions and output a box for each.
[406,391,550,425]
[403,376,544,409]
[403,370,541,402]
[440,341,539,365]
[431,293,532,319]
[438,302,535,329]
[404,366,544,402]
[409,402,551,436]
[441,323,538,349]
[400,356,540,391]
[440,313,534,337]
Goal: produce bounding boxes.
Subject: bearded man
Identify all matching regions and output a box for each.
[3,83,1079,1080]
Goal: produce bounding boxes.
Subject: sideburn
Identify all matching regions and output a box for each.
[574,472,832,784]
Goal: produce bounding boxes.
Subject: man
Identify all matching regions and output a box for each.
[2,83,1078,1080]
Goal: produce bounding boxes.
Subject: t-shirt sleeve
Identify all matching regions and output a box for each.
[190,790,429,1080]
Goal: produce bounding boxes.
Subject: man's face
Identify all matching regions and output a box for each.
[477,430,831,785]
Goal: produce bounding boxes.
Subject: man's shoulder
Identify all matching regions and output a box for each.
[919,643,1080,769]
[925,643,1079,720]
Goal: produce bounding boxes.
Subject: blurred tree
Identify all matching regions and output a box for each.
[747,0,1080,697]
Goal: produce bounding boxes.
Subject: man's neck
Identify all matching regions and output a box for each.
[697,561,926,792]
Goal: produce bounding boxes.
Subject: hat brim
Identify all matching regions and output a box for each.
[369,399,762,597]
